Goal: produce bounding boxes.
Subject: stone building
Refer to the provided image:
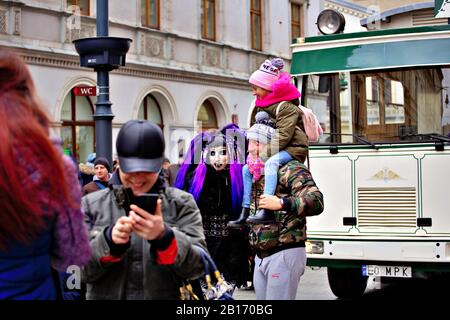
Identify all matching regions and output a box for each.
[0,0,319,163]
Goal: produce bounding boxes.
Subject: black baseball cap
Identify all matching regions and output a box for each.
[116,120,165,173]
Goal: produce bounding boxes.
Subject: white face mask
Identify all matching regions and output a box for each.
[208,146,228,171]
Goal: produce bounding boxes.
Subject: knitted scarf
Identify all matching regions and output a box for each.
[255,72,301,108]
[247,154,264,182]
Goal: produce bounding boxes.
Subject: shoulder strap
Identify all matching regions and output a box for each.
[275,101,290,116]
[94,181,107,190]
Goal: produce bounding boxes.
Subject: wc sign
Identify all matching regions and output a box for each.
[74,86,97,96]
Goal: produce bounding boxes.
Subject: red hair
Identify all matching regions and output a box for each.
[0,50,72,250]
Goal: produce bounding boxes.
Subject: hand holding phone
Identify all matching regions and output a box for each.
[111,216,133,244]
[129,194,165,241]
[131,193,159,214]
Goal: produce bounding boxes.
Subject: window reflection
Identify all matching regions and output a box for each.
[303,66,448,143]
[138,94,163,129]
[60,89,95,163]
[366,77,380,125]
[197,100,218,132]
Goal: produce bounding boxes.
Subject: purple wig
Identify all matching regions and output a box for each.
[174,132,212,190]
[223,127,247,215]
[188,128,247,217]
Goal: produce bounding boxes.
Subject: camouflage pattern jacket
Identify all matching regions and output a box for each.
[249,160,324,256]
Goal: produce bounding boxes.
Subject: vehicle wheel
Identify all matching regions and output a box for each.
[327,267,368,299]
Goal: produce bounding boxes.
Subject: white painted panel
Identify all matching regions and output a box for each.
[307,155,353,233]
[421,153,450,234]
[402,245,436,259]
[320,240,444,263]
[355,154,418,188]
[331,243,364,258]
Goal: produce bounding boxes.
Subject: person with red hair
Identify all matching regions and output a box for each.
[0,49,91,299]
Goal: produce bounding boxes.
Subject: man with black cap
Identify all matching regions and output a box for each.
[81,120,207,300]
[82,157,111,195]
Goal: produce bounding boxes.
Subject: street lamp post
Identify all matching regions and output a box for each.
[73,0,132,166]
[94,0,113,166]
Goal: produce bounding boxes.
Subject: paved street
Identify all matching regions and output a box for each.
[233,266,336,300]
[233,266,450,300]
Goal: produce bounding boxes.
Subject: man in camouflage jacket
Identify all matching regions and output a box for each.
[246,125,324,300]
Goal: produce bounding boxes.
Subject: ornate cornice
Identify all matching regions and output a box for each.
[325,2,370,18]
[13,47,250,90]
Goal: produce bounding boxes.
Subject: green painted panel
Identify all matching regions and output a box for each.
[435,0,444,16]
[435,0,450,17]
[291,38,450,75]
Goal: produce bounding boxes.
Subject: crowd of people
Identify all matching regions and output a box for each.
[0,48,324,300]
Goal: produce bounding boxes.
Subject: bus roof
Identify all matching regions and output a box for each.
[290,25,450,76]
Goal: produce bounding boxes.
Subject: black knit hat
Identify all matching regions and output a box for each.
[94,157,111,172]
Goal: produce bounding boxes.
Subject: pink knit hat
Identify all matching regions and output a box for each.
[249,58,284,91]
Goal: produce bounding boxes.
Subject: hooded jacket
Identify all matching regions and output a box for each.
[254,73,309,162]
[256,100,309,162]
[81,171,207,300]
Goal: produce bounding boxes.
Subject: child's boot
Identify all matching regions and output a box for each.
[227,208,250,229]
[247,209,275,224]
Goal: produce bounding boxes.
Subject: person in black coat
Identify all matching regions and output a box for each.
[181,131,251,287]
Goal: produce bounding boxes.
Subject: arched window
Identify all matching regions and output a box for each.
[138,94,163,129]
[60,89,95,163]
[197,99,218,131]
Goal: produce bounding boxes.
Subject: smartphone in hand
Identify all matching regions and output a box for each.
[131,193,159,214]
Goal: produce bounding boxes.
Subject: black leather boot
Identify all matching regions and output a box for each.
[227,207,250,229]
[247,209,275,224]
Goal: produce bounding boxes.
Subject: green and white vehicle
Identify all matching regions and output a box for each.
[291,14,450,298]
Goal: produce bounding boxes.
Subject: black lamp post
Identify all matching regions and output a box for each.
[73,0,132,166]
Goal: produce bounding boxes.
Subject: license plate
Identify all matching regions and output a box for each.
[362,265,412,278]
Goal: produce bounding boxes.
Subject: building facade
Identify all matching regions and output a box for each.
[0,0,319,163]
[324,0,372,33]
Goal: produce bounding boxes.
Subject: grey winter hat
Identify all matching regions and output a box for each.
[116,120,165,173]
[247,111,276,144]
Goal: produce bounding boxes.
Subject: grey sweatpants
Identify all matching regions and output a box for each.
[253,247,306,300]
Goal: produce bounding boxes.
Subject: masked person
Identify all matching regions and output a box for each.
[180,129,251,288]
[81,120,207,300]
